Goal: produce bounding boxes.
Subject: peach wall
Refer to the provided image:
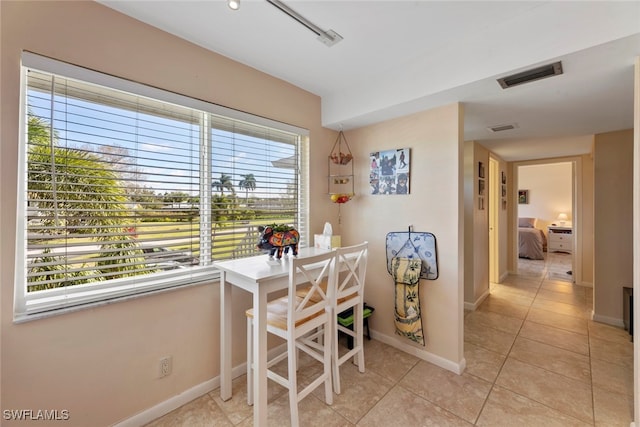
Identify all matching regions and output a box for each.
[463,142,489,306]
[495,155,509,283]
[593,129,634,325]
[463,142,478,305]
[632,55,639,426]
[463,143,508,307]
[579,153,595,287]
[340,104,465,369]
[474,146,489,295]
[0,1,337,425]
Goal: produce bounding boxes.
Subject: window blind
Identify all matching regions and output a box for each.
[16,53,307,319]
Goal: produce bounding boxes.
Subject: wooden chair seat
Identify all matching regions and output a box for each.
[246,296,325,330]
[296,280,355,305]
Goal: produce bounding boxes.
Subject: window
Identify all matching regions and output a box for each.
[15,53,309,320]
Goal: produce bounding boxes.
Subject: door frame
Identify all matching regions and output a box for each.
[512,156,581,287]
[489,157,500,283]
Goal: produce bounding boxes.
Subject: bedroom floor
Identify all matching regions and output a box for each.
[519,250,574,283]
[145,252,634,426]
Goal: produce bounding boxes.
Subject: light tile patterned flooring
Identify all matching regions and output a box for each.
[147,252,634,426]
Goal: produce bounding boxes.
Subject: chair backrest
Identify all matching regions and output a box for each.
[335,242,368,304]
[288,250,337,331]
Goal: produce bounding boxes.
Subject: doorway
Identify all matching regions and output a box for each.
[515,160,579,284]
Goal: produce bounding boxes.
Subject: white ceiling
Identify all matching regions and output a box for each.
[99,0,640,161]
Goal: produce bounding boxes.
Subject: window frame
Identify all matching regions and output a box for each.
[14,52,310,322]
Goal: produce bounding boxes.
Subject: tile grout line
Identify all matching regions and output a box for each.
[543,259,595,424]
[520,257,596,425]
[350,355,420,426]
[587,319,597,426]
[473,255,596,425]
[471,271,545,425]
[380,357,474,426]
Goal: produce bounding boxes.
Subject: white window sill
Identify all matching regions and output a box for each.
[14,268,221,324]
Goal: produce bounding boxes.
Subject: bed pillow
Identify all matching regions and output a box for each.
[518,217,537,228]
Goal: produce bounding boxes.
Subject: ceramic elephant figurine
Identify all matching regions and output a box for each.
[257,225,299,259]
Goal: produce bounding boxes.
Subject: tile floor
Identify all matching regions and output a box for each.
[146,252,634,426]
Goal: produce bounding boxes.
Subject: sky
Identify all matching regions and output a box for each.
[27,71,298,199]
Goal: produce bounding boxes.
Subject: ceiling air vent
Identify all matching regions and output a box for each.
[497,61,563,89]
[487,123,518,133]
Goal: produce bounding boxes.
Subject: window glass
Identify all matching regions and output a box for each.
[17,59,306,319]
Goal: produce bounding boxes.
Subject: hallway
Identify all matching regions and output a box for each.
[464,251,634,425]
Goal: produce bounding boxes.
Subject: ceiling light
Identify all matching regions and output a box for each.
[497,61,563,89]
[266,0,343,47]
[228,0,240,11]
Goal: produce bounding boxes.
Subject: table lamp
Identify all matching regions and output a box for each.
[556,213,568,226]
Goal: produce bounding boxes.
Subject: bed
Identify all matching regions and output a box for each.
[518,217,546,260]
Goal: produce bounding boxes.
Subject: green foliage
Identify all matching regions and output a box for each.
[238,173,257,199]
[27,248,103,291]
[128,186,163,209]
[27,115,128,234]
[212,173,235,195]
[239,209,256,220]
[212,195,233,222]
[26,114,150,289]
[163,191,190,204]
[96,235,151,279]
[266,223,294,232]
[25,114,292,291]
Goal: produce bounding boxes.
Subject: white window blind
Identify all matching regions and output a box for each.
[16,53,308,320]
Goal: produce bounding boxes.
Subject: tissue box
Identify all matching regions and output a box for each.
[314,234,341,250]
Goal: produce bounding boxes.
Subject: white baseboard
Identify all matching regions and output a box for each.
[591,311,625,328]
[115,344,287,427]
[464,288,490,311]
[114,378,219,427]
[499,271,509,282]
[369,329,465,375]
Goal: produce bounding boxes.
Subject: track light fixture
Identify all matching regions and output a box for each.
[228,0,240,11]
[266,0,343,47]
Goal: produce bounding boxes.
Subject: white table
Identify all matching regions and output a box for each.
[216,247,332,427]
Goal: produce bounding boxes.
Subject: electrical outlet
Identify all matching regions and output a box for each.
[159,356,172,378]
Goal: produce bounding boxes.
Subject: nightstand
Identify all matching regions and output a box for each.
[547,225,573,253]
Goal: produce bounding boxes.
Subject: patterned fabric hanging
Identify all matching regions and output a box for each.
[391,257,424,345]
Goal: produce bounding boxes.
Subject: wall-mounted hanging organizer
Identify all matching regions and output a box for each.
[386,227,435,346]
[385,229,438,280]
[328,130,354,204]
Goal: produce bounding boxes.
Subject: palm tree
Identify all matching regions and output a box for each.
[238,174,257,200]
[26,113,147,288]
[212,173,234,195]
[27,114,127,233]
